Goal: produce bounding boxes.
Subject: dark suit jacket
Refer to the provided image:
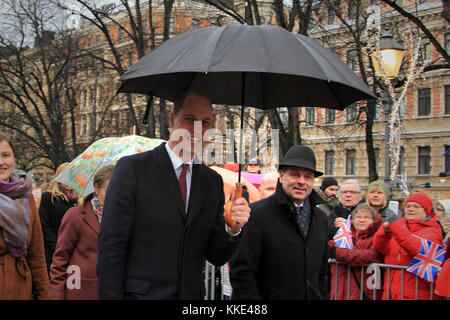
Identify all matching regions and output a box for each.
[97,142,239,299]
[230,182,329,300]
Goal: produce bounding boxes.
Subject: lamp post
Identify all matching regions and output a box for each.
[370,28,405,191]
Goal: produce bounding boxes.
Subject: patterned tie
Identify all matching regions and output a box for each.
[179,164,189,207]
[296,205,309,237]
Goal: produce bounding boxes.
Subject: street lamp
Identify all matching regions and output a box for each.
[371,29,405,79]
[370,28,405,190]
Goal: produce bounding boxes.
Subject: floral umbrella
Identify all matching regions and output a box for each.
[56,135,165,196]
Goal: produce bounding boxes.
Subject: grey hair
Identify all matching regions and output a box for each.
[341,179,361,193]
[351,203,378,221]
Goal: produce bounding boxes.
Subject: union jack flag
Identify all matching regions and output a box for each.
[333,215,354,249]
[406,238,446,282]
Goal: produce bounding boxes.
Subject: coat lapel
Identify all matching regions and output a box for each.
[186,163,208,226]
[155,144,186,221]
[82,201,100,234]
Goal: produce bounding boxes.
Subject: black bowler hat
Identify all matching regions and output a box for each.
[278,145,323,177]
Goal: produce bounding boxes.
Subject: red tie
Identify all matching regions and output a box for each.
[179,164,189,206]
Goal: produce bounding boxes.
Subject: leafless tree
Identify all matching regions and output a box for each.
[0,0,84,170]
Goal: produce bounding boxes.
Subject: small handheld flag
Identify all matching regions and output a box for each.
[333,215,354,249]
[406,238,445,282]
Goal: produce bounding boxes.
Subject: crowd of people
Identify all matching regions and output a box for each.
[0,90,449,300]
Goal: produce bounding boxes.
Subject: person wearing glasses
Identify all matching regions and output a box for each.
[328,179,363,237]
[328,203,383,300]
[373,192,443,300]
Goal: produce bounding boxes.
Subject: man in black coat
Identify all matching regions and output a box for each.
[230,145,329,300]
[97,91,251,299]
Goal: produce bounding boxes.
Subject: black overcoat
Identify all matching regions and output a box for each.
[97,142,239,299]
[230,182,329,300]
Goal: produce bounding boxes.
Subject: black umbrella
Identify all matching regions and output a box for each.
[118,24,375,182]
[119,24,375,109]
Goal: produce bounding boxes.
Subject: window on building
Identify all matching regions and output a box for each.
[374,102,382,120]
[418,146,431,174]
[170,18,174,33]
[327,7,335,24]
[325,150,335,175]
[346,49,358,72]
[191,19,199,30]
[445,145,450,176]
[445,85,450,115]
[118,28,125,41]
[421,42,432,63]
[418,88,431,116]
[445,33,450,55]
[374,148,380,175]
[128,51,134,67]
[397,147,405,175]
[348,0,357,19]
[346,103,358,123]
[142,19,148,33]
[279,107,288,127]
[346,149,356,175]
[325,108,335,124]
[95,34,101,43]
[305,107,315,125]
[399,99,406,118]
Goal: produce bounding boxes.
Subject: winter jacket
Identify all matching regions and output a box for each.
[373,213,443,300]
[317,191,340,217]
[39,192,78,272]
[328,214,384,300]
[230,182,329,300]
[50,199,99,299]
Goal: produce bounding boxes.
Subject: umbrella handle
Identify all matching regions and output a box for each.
[224,183,243,228]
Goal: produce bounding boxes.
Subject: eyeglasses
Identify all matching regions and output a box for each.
[354,216,374,221]
[341,190,359,195]
[405,204,424,210]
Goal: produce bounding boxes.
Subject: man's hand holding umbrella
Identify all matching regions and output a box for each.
[226,189,251,235]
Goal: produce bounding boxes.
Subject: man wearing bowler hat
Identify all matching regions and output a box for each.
[230,145,330,300]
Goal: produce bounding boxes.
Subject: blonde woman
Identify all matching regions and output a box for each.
[38,163,79,273]
[366,181,398,222]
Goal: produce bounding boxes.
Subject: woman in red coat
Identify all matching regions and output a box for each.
[373,192,443,300]
[329,203,384,300]
[50,165,114,299]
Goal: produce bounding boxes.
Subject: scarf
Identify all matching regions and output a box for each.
[90,195,103,223]
[0,172,32,257]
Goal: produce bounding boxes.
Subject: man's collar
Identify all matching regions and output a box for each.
[165,142,194,170]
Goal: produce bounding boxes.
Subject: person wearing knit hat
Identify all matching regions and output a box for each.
[320,177,339,197]
[373,192,443,300]
[366,181,398,222]
[318,177,340,217]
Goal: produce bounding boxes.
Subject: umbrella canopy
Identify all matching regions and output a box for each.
[56,135,165,196]
[210,166,260,203]
[119,24,375,109]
